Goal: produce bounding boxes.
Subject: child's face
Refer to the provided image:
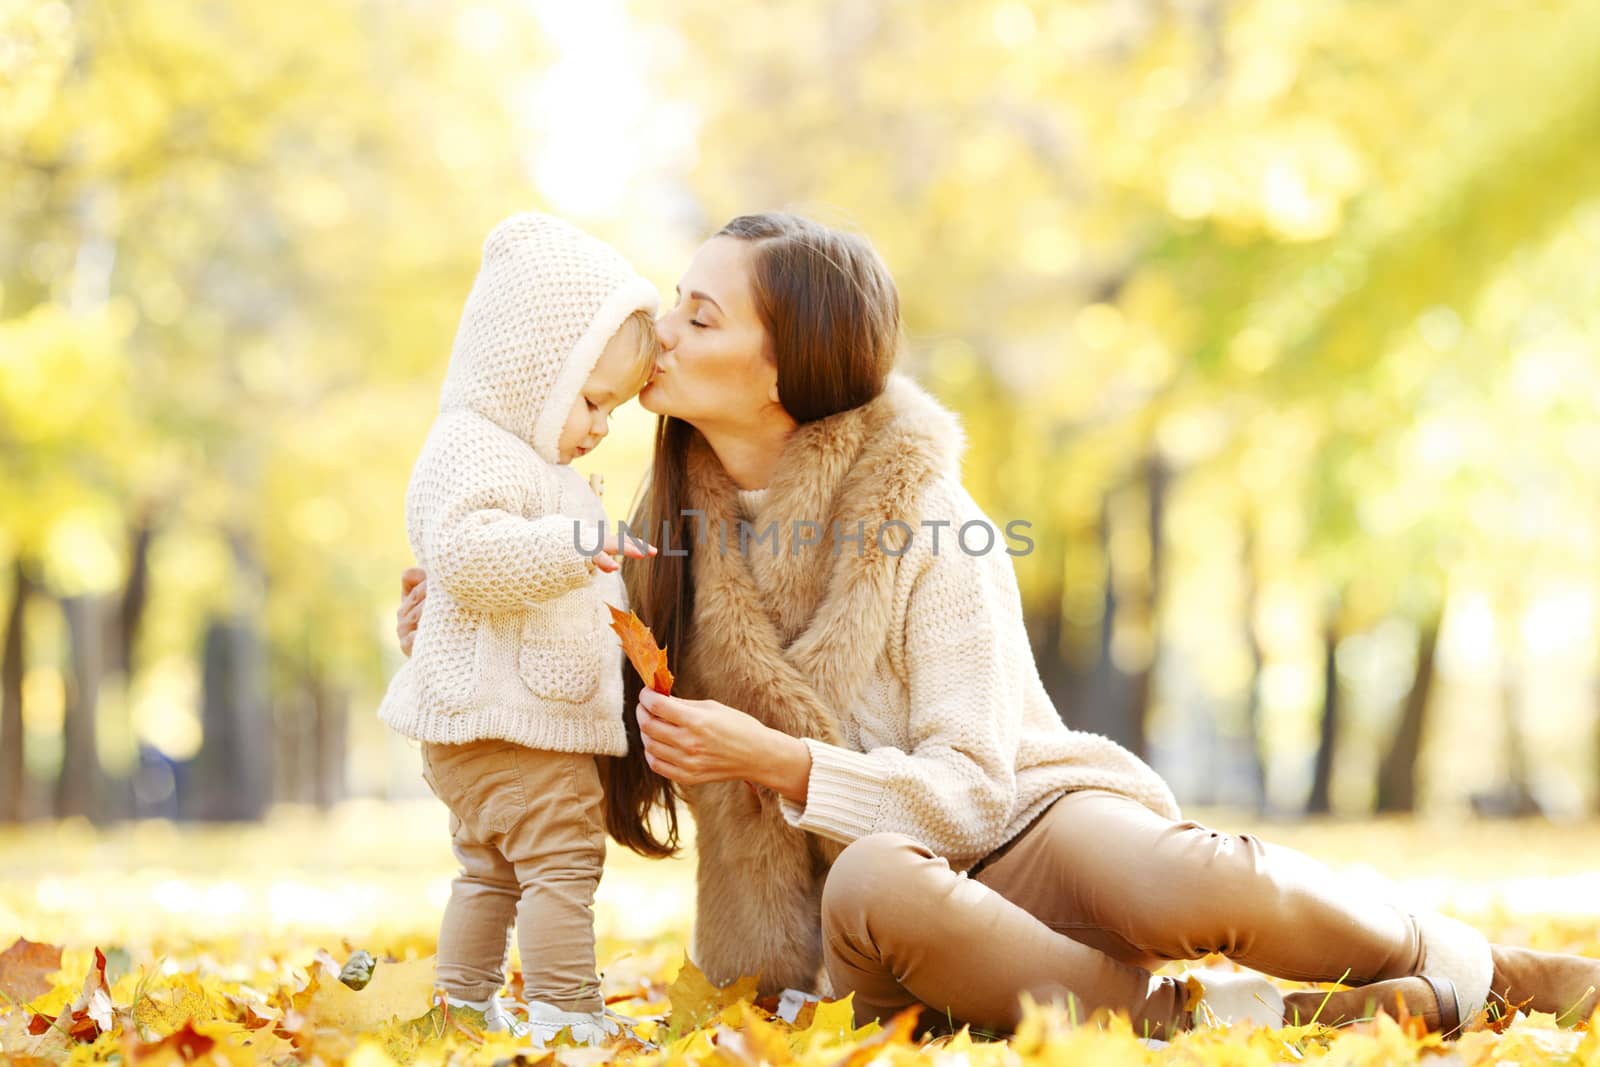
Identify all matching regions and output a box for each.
[556,325,651,464]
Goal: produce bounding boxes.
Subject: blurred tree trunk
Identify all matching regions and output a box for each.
[93,518,154,822]
[111,519,152,682]
[1375,617,1441,813]
[1123,454,1168,762]
[1031,584,1076,723]
[1024,526,1068,700]
[273,690,307,804]
[1306,609,1343,815]
[1491,664,1543,817]
[1028,525,1096,732]
[188,615,272,820]
[272,663,348,808]
[57,595,106,821]
[1,560,31,822]
[1085,494,1136,753]
[186,530,272,821]
[1240,519,1268,813]
[312,673,347,809]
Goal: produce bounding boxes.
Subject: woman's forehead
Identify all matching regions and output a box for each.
[680,236,755,309]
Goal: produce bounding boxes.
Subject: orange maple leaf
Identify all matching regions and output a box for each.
[131,1020,216,1061]
[607,604,674,695]
[0,937,63,1005]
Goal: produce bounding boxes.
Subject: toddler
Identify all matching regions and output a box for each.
[378,212,659,1044]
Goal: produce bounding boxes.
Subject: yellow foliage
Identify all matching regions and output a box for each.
[666,958,760,1034]
[0,892,1597,1067]
[299,956,436,1031]
[3,810,1598,1066]
[5,0,1600,1061]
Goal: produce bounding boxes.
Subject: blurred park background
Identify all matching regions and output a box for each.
[2,0,1599,840]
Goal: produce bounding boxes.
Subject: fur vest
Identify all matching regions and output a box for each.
[672,373,1179,995]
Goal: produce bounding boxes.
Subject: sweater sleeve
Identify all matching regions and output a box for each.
[778,528,1026,869]
[410,417,595,613]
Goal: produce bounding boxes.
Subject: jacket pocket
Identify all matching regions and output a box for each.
[517,626,603,705]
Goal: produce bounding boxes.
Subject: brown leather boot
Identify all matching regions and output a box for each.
[1283,976,1464,1035]
[1489,945,1600,1027]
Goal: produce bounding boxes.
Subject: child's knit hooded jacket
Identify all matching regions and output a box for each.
[378,213,657,755]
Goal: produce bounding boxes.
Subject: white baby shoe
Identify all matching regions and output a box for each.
[1186,968,1286,1030]
[444,994,532,1037]
[776,988,822,1023]
[522,999,624,1047]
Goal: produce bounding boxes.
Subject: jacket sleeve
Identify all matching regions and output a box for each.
[777,523,1027,869]
[410,420,596,613]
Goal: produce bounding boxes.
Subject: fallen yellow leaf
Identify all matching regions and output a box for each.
[666,957,758,1033]
[301,957,436,1031]
[791,995,869,1053]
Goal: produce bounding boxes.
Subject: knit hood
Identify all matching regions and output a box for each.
[438,212,658,464]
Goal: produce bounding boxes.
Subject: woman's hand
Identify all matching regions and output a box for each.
[636,688,812,804]
[593,531,658,574]
[397,567,427,656]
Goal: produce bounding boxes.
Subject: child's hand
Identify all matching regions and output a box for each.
[592,532,658,573]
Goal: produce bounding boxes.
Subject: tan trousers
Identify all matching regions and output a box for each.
[822,789,1427,1037]
[421,739,607,1012]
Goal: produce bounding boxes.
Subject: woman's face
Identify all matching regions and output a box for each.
[640,237,785,428]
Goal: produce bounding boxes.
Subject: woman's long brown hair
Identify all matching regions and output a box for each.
[599,414,693,857]
[599,213,901,857]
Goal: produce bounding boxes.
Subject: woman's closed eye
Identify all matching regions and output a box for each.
[690,319,708,329]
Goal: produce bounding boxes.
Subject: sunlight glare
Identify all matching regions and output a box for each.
[524,1,646,219]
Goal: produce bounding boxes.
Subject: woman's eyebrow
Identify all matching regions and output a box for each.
[674,285,723,313]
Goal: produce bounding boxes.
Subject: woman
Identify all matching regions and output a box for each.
[396,212,1600,1040]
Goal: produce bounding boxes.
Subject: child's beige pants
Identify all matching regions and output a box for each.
[421,739,606,1012]
[821,788,1427,1037]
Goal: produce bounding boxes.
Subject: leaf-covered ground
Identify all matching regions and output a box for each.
[2,804,1598,1066]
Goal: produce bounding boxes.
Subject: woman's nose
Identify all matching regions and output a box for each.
[655,314,677,351]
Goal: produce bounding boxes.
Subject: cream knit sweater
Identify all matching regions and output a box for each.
[734,475,1179,872]
[377,213,657,755]
[681,374,1180,992]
